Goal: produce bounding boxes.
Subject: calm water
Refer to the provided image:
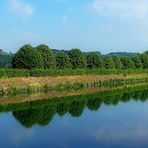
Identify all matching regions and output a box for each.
[0,85,148,148]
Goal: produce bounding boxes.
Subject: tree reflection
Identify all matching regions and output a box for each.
[8,85,148,128]
[69,100,85,117]
[87,98,102,111]
[13,107,55,128]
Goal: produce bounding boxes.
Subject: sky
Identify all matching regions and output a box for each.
[0,0,148,54]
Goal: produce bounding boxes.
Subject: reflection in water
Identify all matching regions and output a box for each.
[0,84,148,148]
[2,85,146,128]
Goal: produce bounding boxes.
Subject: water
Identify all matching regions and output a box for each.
[0,85,148,148]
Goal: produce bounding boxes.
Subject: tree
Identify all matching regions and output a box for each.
[56,52,71,69]
[68,48,87,69]
[131,54,143,69]
[140,53,148,69]
[86,52,103,69]
[36,44,56,69]
[103,56,115,69]
[111,55,123,69]
[12,44,44,69]
[120,57,135,69]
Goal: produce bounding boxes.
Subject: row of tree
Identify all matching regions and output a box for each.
[12,44,148,69]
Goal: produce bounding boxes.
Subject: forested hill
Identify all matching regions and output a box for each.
[0,49,13,68]
[52,49,101,56]
[108,52,137,57]
[52,49,135,57]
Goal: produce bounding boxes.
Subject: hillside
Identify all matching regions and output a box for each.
[108,52,137,57]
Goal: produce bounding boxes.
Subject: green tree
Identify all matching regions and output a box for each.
[103,56,115,69]
[140,53,148,69]
[56,52,71,69]
[68,48,87,69]
[12,44,44,69]
[120,57,135,69]
[131,54,143,69]
[36,44,56,69]
[111,55,123,69]
[86,52,103,69]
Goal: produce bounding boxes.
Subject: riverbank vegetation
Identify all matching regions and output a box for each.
[0,44,148,97]
[0,69,148,78]
[0,74,148,96]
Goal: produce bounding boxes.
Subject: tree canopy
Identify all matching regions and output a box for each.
[121,57,135,69]
[111,55,123,69]
[8,44,148,70]
[68,48,87,69]
[86,52,103,69]
[131,54,143,69]
[56,52,71,69]
[12,44,44,69]
[103,56,115,69]
[36,44,56,69]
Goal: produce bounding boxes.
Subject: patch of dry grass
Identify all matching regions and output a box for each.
[0,74,147,89]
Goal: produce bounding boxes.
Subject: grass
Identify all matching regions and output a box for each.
[0,74,148,96]
[0,68,147,97]
[0,68,148,78]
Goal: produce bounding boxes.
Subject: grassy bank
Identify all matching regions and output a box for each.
[0,73,148,96]
[0,68,148,78]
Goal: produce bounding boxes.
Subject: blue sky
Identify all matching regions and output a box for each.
[0,0,148,53]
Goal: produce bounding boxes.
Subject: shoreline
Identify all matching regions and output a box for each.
[0,75,147,104]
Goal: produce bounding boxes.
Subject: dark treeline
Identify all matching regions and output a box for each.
[11,44,148,70]
[0,84,147,128]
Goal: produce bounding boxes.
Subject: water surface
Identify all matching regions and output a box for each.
[0,85,148,148]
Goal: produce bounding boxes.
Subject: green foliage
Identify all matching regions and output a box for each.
[131,54,143,69]
[103,56,115,69]
[121,57,135,69]
[68,48,87,69]
[0,55,13,68]
[0,44,148,70]
[12,44,44,69]
[86,52,103,69]
[36,44,56,69]
[111,55,123,69]
[55,52,71,69]
[0,68,148,78]
[140,53,148,69]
